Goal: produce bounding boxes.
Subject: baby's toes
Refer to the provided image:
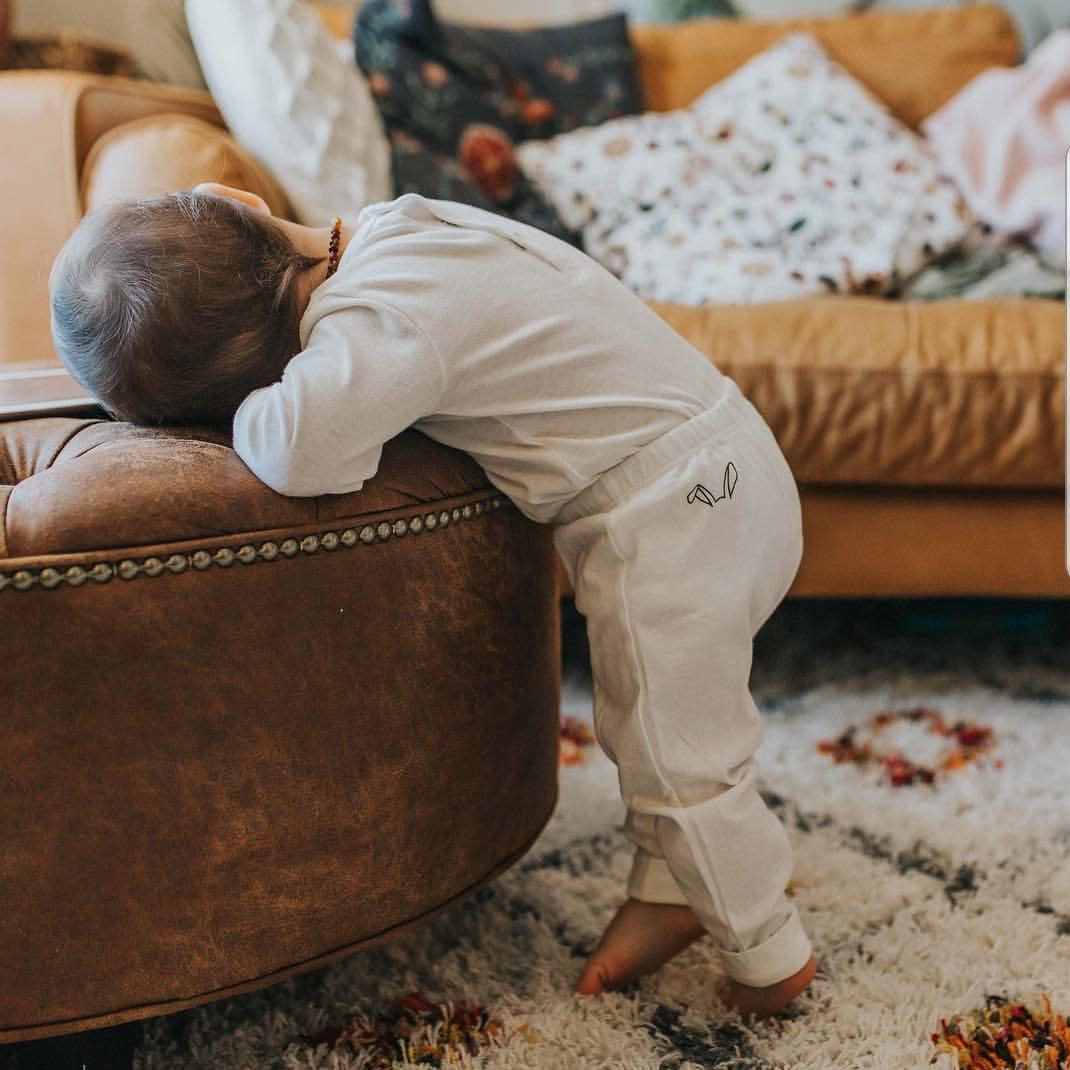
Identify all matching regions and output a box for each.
[576,951,635,995]
[576,958,609,996]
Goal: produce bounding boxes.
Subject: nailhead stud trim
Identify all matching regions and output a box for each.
[0,492,512,593]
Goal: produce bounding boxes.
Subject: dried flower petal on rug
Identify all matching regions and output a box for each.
[560,714,597,766]
[932,993,1069,1069]
[298,991,532,1066]
[816,705,1001,786]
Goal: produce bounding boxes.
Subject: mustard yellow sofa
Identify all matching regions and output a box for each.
[0,3,1065,599]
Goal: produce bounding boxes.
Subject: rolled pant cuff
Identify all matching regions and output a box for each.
[626,848,691,906]
[718,907,813,988]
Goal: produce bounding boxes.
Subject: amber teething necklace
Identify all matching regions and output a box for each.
[325,217,343,279]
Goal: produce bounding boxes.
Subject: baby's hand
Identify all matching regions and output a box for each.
[718,954,818,1019]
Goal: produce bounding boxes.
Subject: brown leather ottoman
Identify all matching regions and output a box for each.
[0,416,561,1051]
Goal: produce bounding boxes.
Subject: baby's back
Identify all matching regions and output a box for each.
[344,195,732,522]
[235,194,734,518]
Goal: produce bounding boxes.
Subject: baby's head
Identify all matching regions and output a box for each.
[49,185,319,426]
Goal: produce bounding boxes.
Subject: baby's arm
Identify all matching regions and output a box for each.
[233,300,446,497]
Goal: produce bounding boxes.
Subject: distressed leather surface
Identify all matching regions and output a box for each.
[0,420,561,1042]
[0,418,501,558]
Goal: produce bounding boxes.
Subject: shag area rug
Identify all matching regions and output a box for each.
[129,597,1070,1070]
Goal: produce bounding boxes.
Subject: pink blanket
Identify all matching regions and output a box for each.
[922,29,1070,262]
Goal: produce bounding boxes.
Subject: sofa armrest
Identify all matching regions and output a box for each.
[0,70,282,370]
[58,72,224,174]
[0,72,88,367]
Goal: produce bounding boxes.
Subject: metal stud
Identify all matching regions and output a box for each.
[117,560,139,581]
[36,567,62,589]
[0,491,507,594]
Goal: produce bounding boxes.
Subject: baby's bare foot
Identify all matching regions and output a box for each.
[718,954,818,1019]
[576,897,707,995]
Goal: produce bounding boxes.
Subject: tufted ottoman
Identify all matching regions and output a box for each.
[0,416,561,1052]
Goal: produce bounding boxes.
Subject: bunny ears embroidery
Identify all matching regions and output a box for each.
[687,462,739,507]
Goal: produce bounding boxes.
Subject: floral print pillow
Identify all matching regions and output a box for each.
[354,0,642,244]
[516,32,976,304]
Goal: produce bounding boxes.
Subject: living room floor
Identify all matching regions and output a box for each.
[5,593,1069,1070]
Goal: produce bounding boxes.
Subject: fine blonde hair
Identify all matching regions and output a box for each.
[50,190,319,426]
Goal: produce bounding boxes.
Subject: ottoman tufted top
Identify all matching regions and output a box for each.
[0,417,496,561]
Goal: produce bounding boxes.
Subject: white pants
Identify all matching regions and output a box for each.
[552,379,811,988]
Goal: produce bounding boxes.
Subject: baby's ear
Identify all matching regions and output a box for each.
[192,182,271,217]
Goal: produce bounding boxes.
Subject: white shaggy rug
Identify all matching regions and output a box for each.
[131,599,1070,1070]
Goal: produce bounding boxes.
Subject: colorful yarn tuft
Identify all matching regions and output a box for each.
[560,714,597,766]
[817,705,1001,786]
[299,990,535,1066]
[932,993,1069,1069]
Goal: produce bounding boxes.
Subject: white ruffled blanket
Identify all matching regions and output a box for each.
[921,29,1069,266]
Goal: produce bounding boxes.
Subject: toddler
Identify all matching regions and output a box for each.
[50,183,817,1018]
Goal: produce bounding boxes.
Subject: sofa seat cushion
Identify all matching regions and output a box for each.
[649,295,1064,489]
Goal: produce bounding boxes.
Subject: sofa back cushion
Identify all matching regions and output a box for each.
[630,3,1020,126]
[319,3,1020,129]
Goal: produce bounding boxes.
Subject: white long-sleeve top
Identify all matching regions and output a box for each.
[232,193,731,523]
